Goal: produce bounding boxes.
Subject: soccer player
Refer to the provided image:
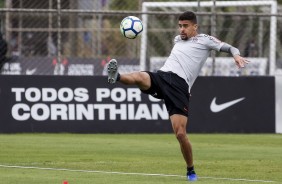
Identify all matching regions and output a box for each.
[107,11,249,181]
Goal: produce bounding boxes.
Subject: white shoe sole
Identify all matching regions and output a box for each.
[107,59,118,84]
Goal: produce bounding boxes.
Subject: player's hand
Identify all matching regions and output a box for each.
[233,55,250,68]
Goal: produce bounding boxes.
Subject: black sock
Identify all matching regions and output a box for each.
[117,73,120,81]
[187,166,194,172]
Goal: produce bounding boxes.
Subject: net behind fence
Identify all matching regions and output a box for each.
[0,0,281,76]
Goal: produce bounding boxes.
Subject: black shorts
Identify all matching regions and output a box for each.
[141,70,190,117]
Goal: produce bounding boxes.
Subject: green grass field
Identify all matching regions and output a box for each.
[0,134,281,184]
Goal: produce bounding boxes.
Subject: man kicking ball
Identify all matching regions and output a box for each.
[107,11,249,181]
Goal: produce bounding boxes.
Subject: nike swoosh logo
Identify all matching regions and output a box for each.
[26,68,37,75]
[210,97,245,113]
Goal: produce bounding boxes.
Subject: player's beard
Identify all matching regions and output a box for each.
[180,34,188,40]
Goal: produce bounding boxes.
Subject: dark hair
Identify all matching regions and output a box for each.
[178,11,197,24]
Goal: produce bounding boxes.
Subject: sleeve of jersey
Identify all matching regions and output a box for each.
[206,36,225,51]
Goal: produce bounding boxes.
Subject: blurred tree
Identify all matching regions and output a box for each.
[110,0,139,10]
[104,0,141,59]
[0,0,4,8]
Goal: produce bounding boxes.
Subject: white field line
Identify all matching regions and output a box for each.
[0,164,276,183]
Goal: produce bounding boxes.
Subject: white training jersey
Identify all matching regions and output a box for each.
[160,33,224,92]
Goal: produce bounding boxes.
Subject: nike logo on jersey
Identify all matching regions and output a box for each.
[210,97,245,113]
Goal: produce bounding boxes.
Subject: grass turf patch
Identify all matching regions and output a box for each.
[0,134,281,183]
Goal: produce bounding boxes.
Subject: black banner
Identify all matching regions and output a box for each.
[0,75,275,133]
[0,75,170,133]
[189,77,275,133]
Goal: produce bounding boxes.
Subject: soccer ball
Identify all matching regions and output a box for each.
[120,16,143,39]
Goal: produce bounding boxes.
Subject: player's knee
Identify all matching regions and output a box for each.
[176,132,186,142]
[135,72,150,88]
[136,71,149,81]
[135,71,145,82]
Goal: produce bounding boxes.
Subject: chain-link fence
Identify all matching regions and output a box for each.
[0,0,281,76]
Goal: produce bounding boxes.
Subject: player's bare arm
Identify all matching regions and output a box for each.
[220,43,250,68]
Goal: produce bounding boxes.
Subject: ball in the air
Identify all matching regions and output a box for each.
[120,16,143,39]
